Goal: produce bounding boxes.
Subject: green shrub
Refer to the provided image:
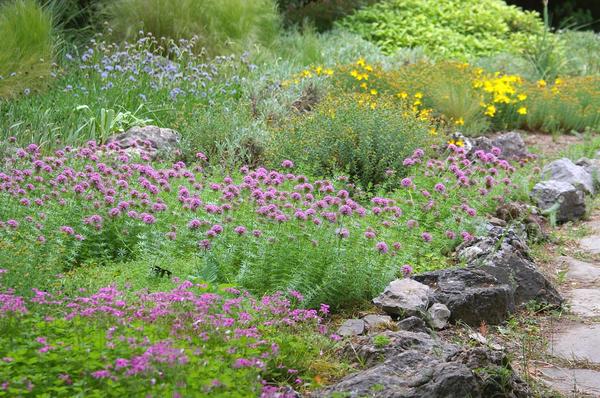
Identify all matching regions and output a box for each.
[268,93,436,189]
[0,0,55,99]
[279,0,376,32]
[337,0,547,60]
[103,0,281,56]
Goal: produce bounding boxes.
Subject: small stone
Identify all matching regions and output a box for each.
[559,256,600,283]
[468,332,488,345]
[428,303,450,329]
[337,319,365,337]
[373,278,431,317]
[107,125,180,159]
[397,316,429,333]
[492,132,528,159]
[487,216,507,227]
[569,289,600,318]
[362,314,393,331]
[541,158,594,195]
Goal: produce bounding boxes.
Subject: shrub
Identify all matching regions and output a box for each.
[0,0,55,99]
[560,30,600,76]
[103,0,281,56]
[0,272,337,396]
[269,92,436,189]
[337,0,547,60]
[279,0,376,32]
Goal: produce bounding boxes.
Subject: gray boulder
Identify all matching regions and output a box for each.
[373,278,431,317]
[531,180,586,223]
[315,330,530,398]
[472,131,528,160]
[107,125,180,159]
[414,268,514,326]
[428,303,451,330]
[541,158,594,195]
[337,319,365,337]
[458,226,563,307]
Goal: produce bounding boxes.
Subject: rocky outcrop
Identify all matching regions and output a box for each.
[459,226,563,307]
[531,180,586,223]
[414,268,514,326]
[472,131,529,160]
[315,330,530,398]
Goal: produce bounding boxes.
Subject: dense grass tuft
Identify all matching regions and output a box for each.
[0,0,55,99]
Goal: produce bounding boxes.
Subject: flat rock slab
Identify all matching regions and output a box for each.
[579,236,600,254]
[541,367,600,396]
[560,257,600,284]
[550,324,600,363]
[569,289,600,317]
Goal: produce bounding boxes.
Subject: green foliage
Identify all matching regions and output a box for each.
[561,30,600,76]
[103,0,281,56]
[269,93,436,189]
[337,0,547,60]
[0,0,55,99]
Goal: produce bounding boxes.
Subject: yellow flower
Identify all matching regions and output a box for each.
[517,94,527,101]
[429,127,437,135]
[551,86,560,95]
[448,139,455,145]
[485,105,497,117]
[413,99,422,106]
[370,89,378,95]
[537,79,547,88]
[357,58,366,67]
[517,107,527,115]
[324,68,334,76]
[364,65,373,72]
[301,70,312,78]
[350,70,359,78]
[315,66,323,75]
[414,92,423,99]
[360,82,368,89]
[554,78,563,85]
[455,117,465,126]
[455,140,464,147]
[370,102,377,110]
[397,91,408,99]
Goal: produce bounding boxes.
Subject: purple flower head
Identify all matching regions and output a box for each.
[434,183,446,193]
[234,226,247,235]
[421,232,432,242]
[401,264,413,277]
[281,160,294,169]
[401,178,413,188]
[375,241,389,254]
[335,228,349,239]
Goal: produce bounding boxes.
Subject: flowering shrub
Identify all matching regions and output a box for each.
[0,139,532,308]
[0,269,335,396]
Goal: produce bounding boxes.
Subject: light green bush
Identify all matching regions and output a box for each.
[560,30,600,76]
[337,0,547,60]
[104,0,281,56]
[0,0,55,99]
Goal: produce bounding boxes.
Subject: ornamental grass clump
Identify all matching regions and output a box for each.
[0,269,335,396]
[0,0,55,99]
[0,139,533,308]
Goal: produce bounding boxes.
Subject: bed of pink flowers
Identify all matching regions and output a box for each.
[0,139,533,308]
[0,268,334,397]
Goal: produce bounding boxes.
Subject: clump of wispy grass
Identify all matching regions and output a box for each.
[104,0,281,56]
[0,0,55,99]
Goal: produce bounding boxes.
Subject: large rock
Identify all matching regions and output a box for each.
[576,157,600,189]
[472,132,528,160]
[531,180,586,223]
[373,278,431,317]
[107,125,180,159]
[414,268,514,326]
[460,226,563,307]
[362,314,393,331]
[337,319,365,337]
[541,158,594,195]
[315,330,530,398]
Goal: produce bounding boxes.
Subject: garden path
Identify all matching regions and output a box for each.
[540,216,600,396]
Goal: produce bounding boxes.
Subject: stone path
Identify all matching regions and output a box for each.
[541,220,600,396]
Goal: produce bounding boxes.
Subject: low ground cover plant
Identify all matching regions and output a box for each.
[0,139,532,308]
[0,269,337,396]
